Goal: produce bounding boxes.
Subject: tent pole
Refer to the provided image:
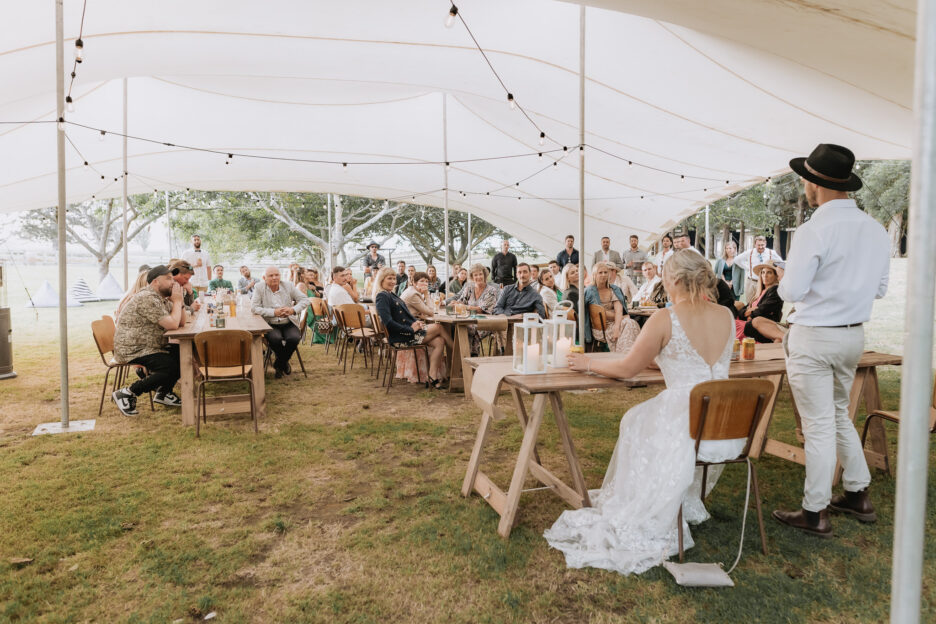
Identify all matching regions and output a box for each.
[442,93,450,286]
[327,193,333,273]
[891,0,936,621]
[577,5,586,342]
[122,78,129,290]
[704,204,711,259]
[165,190,171,257]
[467,210,472,269]
[55,0,69,427]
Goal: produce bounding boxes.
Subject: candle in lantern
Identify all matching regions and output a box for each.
[554,337,572,366]
[525,343,541,370]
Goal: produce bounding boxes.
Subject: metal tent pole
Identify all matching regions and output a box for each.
[122,78,129,289]
[577,5,586,343]
[55,0,69,427]
[327,193,333,273]
[891,0,936,621]
[467,210,472,268]
[443,93,450,286]
[165,190,171,257]
[705,204,711,259]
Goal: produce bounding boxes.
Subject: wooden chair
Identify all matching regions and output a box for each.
[91,316,153,416]
[193,329,256,438]
[263,309,309,378]
[371,308,429,392]
[861,373,936,448]
[587,304,609,352]
[334,303,377,373]
[677,378,775,562]
[308,297,333,350]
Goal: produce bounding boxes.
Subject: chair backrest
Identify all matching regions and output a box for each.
[588,304,608,335]
[336,303,369,330]
[297,307,309,340]
[91,316,116,362]
[194,329,252,376]
[689,379,776,458]
[370,306,390,339]
[309,297,327,317]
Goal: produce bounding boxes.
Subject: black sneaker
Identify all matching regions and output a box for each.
[112,388,139,416]
[154,391,182,408]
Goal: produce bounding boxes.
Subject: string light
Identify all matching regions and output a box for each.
[539,132,545,146]
[538,153,542,161]
[74,38,84,61]
[57,117,65,131]
[70,71,78,88]
[507,93,515,110]
[66,96,75,113]
[445,162,451,170]
[445,4,458,28]
[98,130,106,141]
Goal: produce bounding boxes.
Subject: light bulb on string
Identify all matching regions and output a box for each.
[539,132,545,146]
[445,4,458,28]
[70,71,78,88]
[66,96,74,113]
[74,38,84,61]
[680,174,685,181]
[538,153,542,161]
[445,162,451,170]
[507,93,515,110]
[628,160,633,167]
[98,130,106,141]
[56,117,65,131]
[83,161,88,168]
[341,162,348,170]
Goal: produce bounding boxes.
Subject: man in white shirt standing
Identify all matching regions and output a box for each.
[772,143,890,538]
[181,234,212,295]
[735,235,783,303]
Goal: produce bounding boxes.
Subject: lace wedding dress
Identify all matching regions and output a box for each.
[544,308,744,575]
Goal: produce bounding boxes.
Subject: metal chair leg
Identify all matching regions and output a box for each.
[99,367,112,417]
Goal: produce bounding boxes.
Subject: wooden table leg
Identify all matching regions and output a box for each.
[748,374,783,459]
[511,388,542,466]
[549,392,591,507]
[462,410,493,497]
[178,339,196,426]
[251,334,267,421]
[861,367,891,475]
[450,325,472,395]
[498,394,547,538]
[505,322,514,356]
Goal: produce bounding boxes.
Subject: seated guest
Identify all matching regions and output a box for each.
[306,267,325,296]
[563,264,581,316]
[633,262,661,303]
[530,264,540,282]
[237,265,258,296]
[394,260,408,295]
[607,263,637,302]
[735,261,783,343]
[453,264,500,356]
[208,265,233,293]
[251,266,310,378]
[295,267,321,299]
[401,271,436,321]
[168,259,199,310]
[111,265,186,416]
[288,262,300,284]
[447,266,469,300]
[342,267,361,303]
[374,267,451,389]
[116,270,150,321]
[535,269,561,315]
[324,266,356,309]
[493,263,545,317]
[548,260,561,276]
[585,262,640,353]
[425,265,445,295]
[715,278,738,315]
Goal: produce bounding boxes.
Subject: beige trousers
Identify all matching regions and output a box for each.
[784,324,870,512]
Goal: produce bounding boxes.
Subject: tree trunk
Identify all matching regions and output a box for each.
[773,222,781,252]
[97,258,110,282]
[738,221,745,251]
[721,223,730,251]
[331,195,343,270]
[888,211,904,257]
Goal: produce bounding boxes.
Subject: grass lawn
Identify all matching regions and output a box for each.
[0,259,934,622]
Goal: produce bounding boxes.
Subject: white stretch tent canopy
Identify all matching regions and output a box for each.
[0,0,916,252]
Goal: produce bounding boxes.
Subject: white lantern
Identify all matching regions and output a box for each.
[512,313,546,374]
[544,309,576,368]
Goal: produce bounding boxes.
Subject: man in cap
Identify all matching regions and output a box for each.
[112,265,186,416]
[772,144,890,537]
[361,241,386,277]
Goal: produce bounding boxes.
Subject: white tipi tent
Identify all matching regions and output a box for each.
[95,274,124,301]
[27,281,81,308]
[70,277,100,303]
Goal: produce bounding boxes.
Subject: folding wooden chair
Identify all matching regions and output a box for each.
[193,329,256,438]
[588,303,609,352]
[334,303,377,373]
[91,316,153,416]
[861,373,936,446]
[371,309,429,392]
[677,378,775,562]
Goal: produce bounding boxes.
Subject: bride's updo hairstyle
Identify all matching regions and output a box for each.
[663,249,718,304]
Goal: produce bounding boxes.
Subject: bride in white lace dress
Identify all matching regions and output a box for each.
[545,250,744,575]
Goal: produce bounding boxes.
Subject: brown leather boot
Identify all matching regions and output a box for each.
[772,507,833,538]
[829,488,877,523]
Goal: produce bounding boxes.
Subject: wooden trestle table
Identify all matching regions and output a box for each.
[462,345,901,538]
[164,307,272,426]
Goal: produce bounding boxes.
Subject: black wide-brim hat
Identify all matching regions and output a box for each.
[367,241,379,249]
[789,143,862,192]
